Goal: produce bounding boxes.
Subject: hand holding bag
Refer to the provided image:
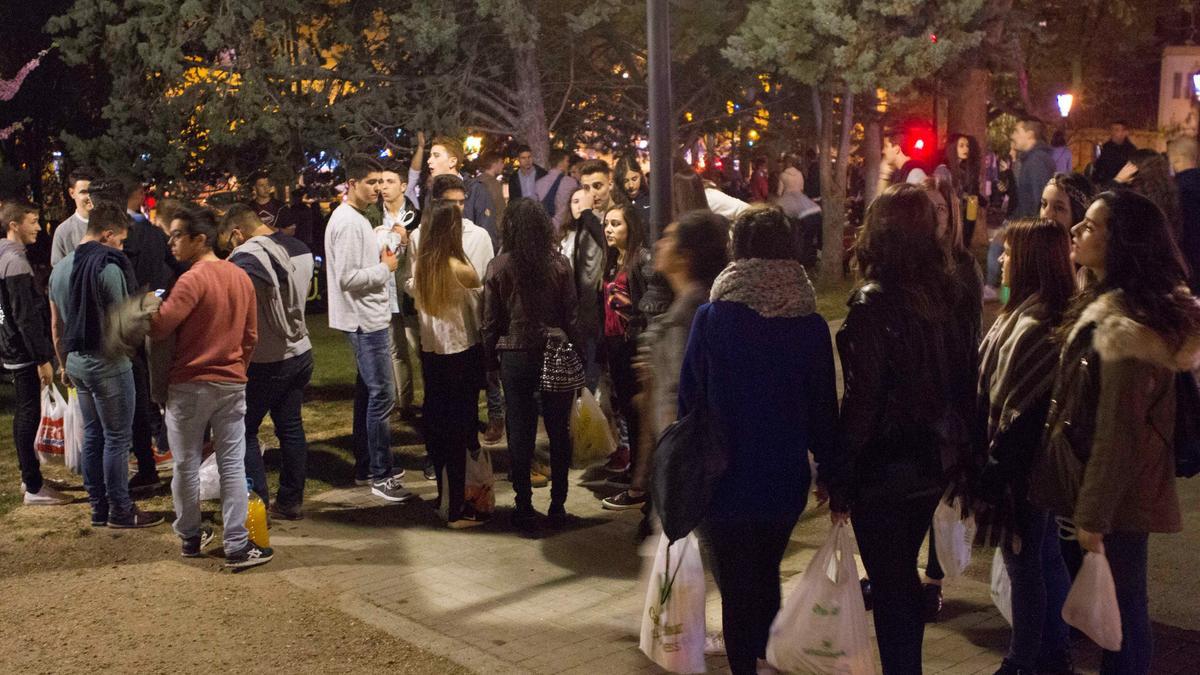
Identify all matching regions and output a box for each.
[1062,551,1122,651]
[766,522,875,675]
[35,385,67,465]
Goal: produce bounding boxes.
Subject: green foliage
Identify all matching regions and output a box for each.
[725,0,986,96]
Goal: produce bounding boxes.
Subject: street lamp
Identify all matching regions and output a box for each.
[1057,94,1074,119]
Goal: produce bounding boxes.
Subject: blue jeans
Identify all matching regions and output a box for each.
[72,366,136,520]
[167,382,250,553]
[485,371,504,422]
[1002,510,1071,669]
[1102,532,1152,675]
[346,328,395,482]
[244,351,313,508]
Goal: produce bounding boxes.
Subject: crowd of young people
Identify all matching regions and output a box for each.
[2,125,1198,674]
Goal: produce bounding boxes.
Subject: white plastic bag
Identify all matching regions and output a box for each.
[1062,551,1122,651]
[639,533,706,673]
[35,385,67,465]
[990,547,1013,626]
[63,387,84,475]
[465,448,495,515]
[439,449,497,520]
[570,388,616,466]
[198,453,221,501]
[767,522,875,675]
[932,496,976,579]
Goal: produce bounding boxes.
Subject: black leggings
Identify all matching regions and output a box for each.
[421,347,483,520]
[701,517,797,675]
[605,336,641,468]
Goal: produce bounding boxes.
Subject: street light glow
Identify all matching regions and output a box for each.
[1057,93,1073,118]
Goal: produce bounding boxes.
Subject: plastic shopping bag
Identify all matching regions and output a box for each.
[932,496,977,579]
[639,533,706,674]
[570,388,616,466]
[990,547,1013,626]
[63,387,84,475]
[35,386,67,465]
[1062,551,1122,651]
[766,522,876,675]
[465,448,496,515]
[198,453,221,501]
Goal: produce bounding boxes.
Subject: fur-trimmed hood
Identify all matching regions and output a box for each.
[1070,289,1200,372]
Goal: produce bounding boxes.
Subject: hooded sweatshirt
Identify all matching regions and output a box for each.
[230,232,313,363]
[0,239,54,368]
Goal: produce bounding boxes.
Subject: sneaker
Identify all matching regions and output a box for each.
[108,508,165,529]
[181,527,215,557]
[922,582,944,623]
[355,468,405,486]
[152,445,174,469]
[482,419,505,445]
[601,490,647,511]
[704,631,726,656]
[422,464,437,481]
[448,504,489,529]
[604,446,630,473]
[530,470,549,489]
[268,502,304,521]
[225,542,274,569]
[371,476,417,503]
[23,484,71,506]
[128,471,161,495]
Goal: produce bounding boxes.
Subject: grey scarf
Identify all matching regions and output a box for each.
[710,258,816,318]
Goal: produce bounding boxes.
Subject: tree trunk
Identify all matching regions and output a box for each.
[817,87,846,287]
[946,66,990,147]
[513,44,549,166]
[864,114,882,205]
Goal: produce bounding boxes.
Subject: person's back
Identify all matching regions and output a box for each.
[687,274,834,519]
[152,259,256,384]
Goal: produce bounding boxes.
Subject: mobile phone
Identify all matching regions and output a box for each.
[154,289,166,298]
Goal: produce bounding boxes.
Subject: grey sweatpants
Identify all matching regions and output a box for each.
[167,381,250,554]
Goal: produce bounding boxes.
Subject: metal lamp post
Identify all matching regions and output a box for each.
[647,0,672,242]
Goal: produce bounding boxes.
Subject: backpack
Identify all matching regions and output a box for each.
[540,173,566,216]
[1175,370,1200,478]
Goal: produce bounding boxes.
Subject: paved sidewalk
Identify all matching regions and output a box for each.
[264,458,1200,674]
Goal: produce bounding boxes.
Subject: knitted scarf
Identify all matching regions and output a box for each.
[709,258,815,318]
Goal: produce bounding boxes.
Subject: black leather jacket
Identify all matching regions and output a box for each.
[481,251,579,371]
[825,282,974,512]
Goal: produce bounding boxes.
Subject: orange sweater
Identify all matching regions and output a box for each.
[150,259,257,384]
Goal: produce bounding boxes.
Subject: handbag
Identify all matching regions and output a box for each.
[652,351,729,542]
[539,334,585,393]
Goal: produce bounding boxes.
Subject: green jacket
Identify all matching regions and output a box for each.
[1031,290,1200,534]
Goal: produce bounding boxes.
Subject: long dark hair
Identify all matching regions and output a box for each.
[854,183,953,320]
[1003,218,1075,317]
[613,154,646,201]
[1057,190,1200,346]
[1126,149,1182,235]
[944,133,981,196]
[501,198,556,316]
[605,202,646,278]
[671,155,708,221]
[1046,172,1095,228]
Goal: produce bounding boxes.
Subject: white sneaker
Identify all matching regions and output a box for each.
[23,484,71,506]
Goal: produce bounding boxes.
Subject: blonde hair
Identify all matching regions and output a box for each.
[413,200,478,317]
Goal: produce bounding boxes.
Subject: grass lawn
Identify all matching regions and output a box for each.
[0,280,854,520]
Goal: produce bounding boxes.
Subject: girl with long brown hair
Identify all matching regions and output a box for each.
[975,218,1076,674]
[408,184,486,528]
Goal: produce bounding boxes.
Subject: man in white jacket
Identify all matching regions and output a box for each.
[325,154,414,504]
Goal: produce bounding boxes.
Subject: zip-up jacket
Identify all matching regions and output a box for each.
[0,239,54,368]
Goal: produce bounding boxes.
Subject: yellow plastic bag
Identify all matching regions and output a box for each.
[571,388,616,466]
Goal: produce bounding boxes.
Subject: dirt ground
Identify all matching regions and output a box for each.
[0,488,470,674]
